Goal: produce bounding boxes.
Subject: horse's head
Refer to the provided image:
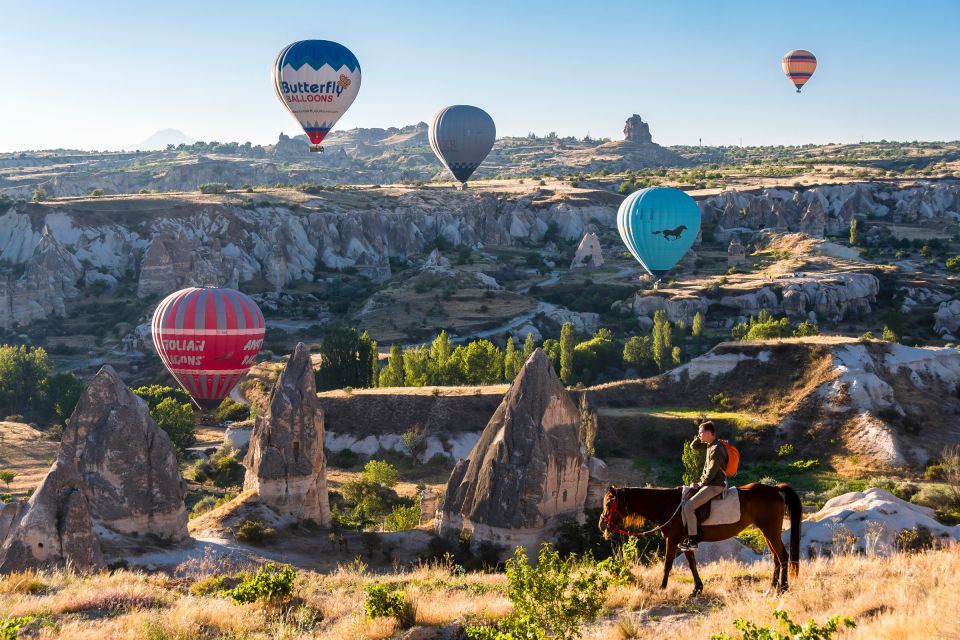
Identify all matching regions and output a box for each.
[599,486,647,540]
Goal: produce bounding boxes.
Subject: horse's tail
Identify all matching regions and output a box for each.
[777,483,801,577]
[652,230,663,235]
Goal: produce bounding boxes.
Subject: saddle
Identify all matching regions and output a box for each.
[682,487,741,534]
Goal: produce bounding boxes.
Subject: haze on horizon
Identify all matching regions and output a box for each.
[1,0,958,152]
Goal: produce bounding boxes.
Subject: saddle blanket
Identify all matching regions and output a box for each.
[682,487,741,526]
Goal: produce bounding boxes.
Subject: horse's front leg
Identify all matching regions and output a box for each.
[661,538,679,589]
[684,550,703,596]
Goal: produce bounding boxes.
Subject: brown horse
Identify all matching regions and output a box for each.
[598,483,801,595]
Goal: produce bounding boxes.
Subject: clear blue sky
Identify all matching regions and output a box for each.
[1,0,958,151]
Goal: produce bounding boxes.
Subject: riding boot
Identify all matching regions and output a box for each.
[680,535,700,551]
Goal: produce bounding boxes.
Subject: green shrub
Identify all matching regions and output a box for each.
[199,183,229,194]
[682,440,706,485]
[235,519,276,545]
[363,584,415,627]
[0,615,34,640]
[213,398,249,423]
[736,527,768,554]
[227,563,296,605]
[924,464,945,481]
[190,575,227,596]
[383,500,420,532]
[777,444,795,458]
[788,459,819,472]
[911,485,956,511]
[710,608,855,640]
[467,543,612,640]
[363,460,398,488]
[895,526,936,553]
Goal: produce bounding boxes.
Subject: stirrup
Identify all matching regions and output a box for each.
[680,536,699,551]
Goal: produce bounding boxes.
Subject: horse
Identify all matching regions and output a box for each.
[652,224,687,240]
[598,483,801,595]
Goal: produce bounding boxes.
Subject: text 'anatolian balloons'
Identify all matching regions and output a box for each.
[152,287,265,410]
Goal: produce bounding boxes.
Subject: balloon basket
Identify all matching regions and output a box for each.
[310,145,324,153]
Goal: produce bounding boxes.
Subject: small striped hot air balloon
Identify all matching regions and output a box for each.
[782,49,817,93]
[152,287,265,410]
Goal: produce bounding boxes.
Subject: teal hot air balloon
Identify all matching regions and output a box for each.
[617,187,701,279]
[429,105,496,189]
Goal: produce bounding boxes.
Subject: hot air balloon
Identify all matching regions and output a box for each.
[152,287,265,410]
[782,49,817,93]
[429,105,496,189]
[273,40,361,152]
[617,187,702,280]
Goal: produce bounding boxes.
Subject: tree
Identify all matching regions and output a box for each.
[32,186,47,202]
[428,331,458,385]
[316,326,367,390]
[132,385,191,411]
[652,310,672,371]
[882,325,899,343]
[559,322,575,385]
[946,256,960,272]
[44,372,84,424]
[379,344,405,387]
[692,312,704,339]
[572,328,617,384]
[0,470,15,489]
[363,460,398,488]
[522,332,536,363]
[542,339,561,373]
[849,217,859,246]
[504,337,523,381]
[0,345,53,417]
[793,321,820,337]
[151,397,196,456]
[682,440,706,485]
[403,345,430,387]
[356,331,377,388]
[453,340,503,384]
[623,335,652,370]
[671,346,682,367]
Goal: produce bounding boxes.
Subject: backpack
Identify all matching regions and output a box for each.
[719,439,740,478]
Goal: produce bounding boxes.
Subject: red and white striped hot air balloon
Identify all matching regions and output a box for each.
[782,49,817,93]
[152,287,265,410]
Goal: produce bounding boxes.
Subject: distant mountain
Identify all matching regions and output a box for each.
[122,129,195,151]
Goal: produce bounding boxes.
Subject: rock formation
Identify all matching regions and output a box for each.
[62,365,188,540]
[0,365,188,572]
[570,232,604,269]
[244,342,330,525]
[438,349,591,549]
[0,458,104,573]
[623,115,653,144]
[727,237,747,267]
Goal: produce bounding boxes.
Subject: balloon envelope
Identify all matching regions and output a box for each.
[273,40,361,148]
[617,187,701,278]
[152,287,265,410]
[782,49,817,92]
[429,105,496,185]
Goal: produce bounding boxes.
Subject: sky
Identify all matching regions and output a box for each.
[1,0,958,151]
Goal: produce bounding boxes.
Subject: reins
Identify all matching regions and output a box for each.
[602,490,684,537]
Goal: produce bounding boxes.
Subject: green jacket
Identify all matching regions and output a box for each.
[691,437,728,486]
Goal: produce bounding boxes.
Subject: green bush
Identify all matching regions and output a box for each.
[383,500,420,532]
[363,460,398,488]
[190,575,227,596]
[213,398,249,423]
[227,563,296,605]
[736,527,768,554]
[895,526,935,553]
[0,615,34,640]
[682,440,707,485]
[911,485,956,512]
[710,608,855,640]
[199,182,229,194]
[467,543,612,640]
[363,584,415,627]
[235,519,276,545]
[777,444,795,458]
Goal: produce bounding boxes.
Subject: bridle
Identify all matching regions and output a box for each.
[601,489,684,537]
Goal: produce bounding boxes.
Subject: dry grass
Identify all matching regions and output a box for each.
[0,421,59,494]
[0,545,956,639]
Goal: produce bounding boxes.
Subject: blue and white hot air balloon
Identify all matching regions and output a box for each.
[429,105,496,189]
[617,187,701,279]
[273,40,361,152]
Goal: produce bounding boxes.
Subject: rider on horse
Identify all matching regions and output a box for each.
[679,420,727,551]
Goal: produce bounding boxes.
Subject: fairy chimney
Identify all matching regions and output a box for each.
[244,342,330,525]
[438,349,591,550]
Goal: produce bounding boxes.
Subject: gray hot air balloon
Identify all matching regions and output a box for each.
[428,105,496,189]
